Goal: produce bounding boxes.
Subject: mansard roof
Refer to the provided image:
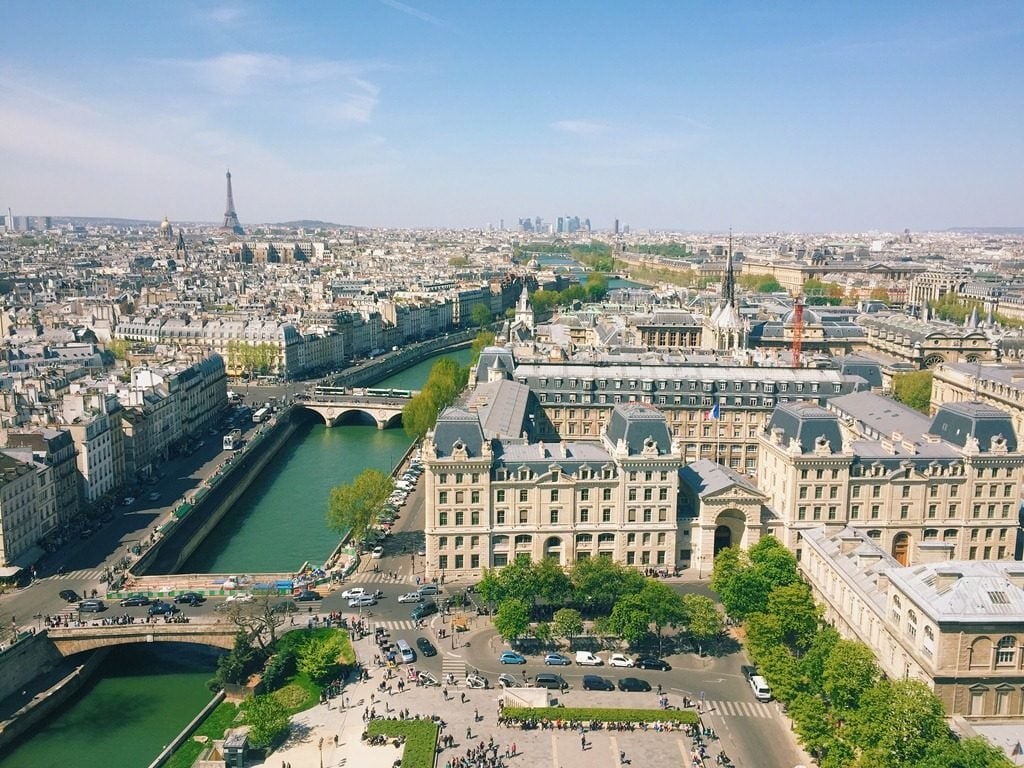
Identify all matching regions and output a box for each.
[766,400,844,454]
[605,402,672,455]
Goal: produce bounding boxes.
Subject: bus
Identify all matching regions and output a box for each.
[252,406,270,424]
[223,428,242,451]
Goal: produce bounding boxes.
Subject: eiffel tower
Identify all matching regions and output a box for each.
[222,170,244,235]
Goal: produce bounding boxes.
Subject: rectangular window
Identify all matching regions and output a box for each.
[455,473,463,484]
[643,488,653,501]
[519,489,528,502]
[471,473,479,484]
[496,510,505,524]
[455,511,464,526]
[439,555,448,570]
[579,509,589,522]
[455,491,464,504]
[643,508,653,523]
[454,554,464,569]
[470,554,480,569]
[603,488,612,501]
[471,510,479,525]
[580,489,590,501]
[628,488,637,501]
[439,473,447,484]
[439,512,448,526]
[471,490,480,504]
[439,491,448,504]
[496,490,505,502]
[550,489,559,502]
[519,509,528,524]
[602,508,612,523]
[550,510,559,524]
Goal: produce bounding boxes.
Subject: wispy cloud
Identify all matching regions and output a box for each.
[377,0,445,26]
[551,119,609,136]
[205,5,245,25]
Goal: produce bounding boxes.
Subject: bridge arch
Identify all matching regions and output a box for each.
[47,623,238,656]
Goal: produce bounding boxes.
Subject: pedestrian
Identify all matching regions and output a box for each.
[581,734,587,750]
[442,686,448,700]
[460,691,466,703]
[511,741,516,756]
[466,726,472,739]
[474,708,479,722]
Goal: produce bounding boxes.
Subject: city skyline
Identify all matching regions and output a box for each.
[1,1,1022,232]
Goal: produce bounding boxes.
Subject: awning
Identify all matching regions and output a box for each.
[10,545,45,569]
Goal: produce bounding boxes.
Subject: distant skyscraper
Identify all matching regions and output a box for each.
[614,218,620,235]
[222,170,244,235]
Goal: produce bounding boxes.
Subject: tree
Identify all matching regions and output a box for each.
[916,736,1015,768]
[788,691,835,763]
[242,694,290,749]
[869,287,891,302]
[717,567,773,620]
[402,393,441,440]
[213,632,258,688]
[584,272,609,302]
[495,555,541,606]
[681,594,723,656]
[709,547,744,598]
[892,371,933,414]
[529,289,559,314]
[552,608,584,648]
[493,597,531,641]
[448,255,469,267]
[822,639,880,713]
[218,592,289,651]
[470,302,493,328]
[470,330,496,362]
[608,593,651,646]
[570,557,645,614]
[853,679,948,768]
[534,557,573,606]
[326,468,394,542]
[106,338,129,360]
[296,633,345,684]
[766,583,820,653]
[641,580,686,652]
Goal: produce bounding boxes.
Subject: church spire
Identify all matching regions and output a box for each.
[722,229,736,307]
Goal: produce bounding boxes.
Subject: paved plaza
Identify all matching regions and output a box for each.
[248,623,807,768]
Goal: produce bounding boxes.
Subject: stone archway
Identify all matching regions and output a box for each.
[714,526,732,554]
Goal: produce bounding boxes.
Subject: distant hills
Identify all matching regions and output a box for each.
[945,227,1024,235]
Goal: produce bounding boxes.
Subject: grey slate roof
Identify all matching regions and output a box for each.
[466,378,534,440]
[679,458,762,497]
[928,401,1018,452]
[605,402,672,455]
[888,560,1024,624]
[765,401,844,453]
[473,346,516,384]
[496,440,612,474]
[432,407,486,458]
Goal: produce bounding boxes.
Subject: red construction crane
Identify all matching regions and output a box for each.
[792,294,804,368]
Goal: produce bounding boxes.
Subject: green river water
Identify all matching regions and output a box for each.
[0,348,473,768]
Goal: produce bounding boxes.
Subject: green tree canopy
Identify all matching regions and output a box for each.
[766,583,820,652]
[242,694,291,749]
[552,608,584,647]
[470,330,496,362]
[470,302,493,327]
[296,632,346,684]
[852,679,949,768]
[892,371,933,414]
[681,593,723,655]
[326,468,393,541]
[493,597,531,641]
[402,356,469,439]
[608,593,651,646]
[822,639,880,714]
[570,557,646,614]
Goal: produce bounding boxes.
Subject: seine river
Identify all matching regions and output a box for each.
[0,348,473,768]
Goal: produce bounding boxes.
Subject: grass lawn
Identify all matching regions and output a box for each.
[164,701,240,768]
[367,719,439,768]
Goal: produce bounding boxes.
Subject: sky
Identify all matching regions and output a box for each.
[1,1,1022,232]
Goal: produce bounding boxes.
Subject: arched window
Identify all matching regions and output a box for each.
[906,609,918,640]
[997,635,1017,665]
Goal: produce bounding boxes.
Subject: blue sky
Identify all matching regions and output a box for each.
[1,1,1022,232]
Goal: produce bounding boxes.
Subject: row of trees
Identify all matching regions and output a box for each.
[326,467,394,543]
[737,274,784,293]
[712,538,1010,768]
[224,339,280,377]
[481,556,724,653]
[528,273,610,314]
[401,356,470,440]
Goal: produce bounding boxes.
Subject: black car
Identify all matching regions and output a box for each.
[617,677,652,692]
[120,594,151,607]
[296,589,322,602]
[582,674,615,691]
[416,637,437,657]
[636,657,672,671]
[59,589,81,603]
[147,601,180,616]
[411,601,438,621]
[174,592,205,605]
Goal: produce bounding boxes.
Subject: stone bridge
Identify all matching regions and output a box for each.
[46,621,239,655]
[295,389,419,429]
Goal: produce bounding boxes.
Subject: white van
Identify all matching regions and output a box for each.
[397,639,416,664]
[575,651,603,666]
[750,674,772,702]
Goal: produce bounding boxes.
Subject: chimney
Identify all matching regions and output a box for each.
[875,571,890,594]
[916,541,955,564]
[839,534,862,555]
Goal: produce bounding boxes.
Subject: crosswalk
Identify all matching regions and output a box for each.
[441,655,467,681]
[43,568,108,582]
[345,571,412,585]
[700,699,775,718]
[371,619,419,631]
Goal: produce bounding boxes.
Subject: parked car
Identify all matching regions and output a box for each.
[534,673,568,690]
[544,653,571,666]
[371,546,385,559]
[120,593,151,607]
[147,601,179,616]
[465,673,489,689]
[498,673,521,688]
[607,653,635,668]
[225,592,254,603]
[77,599,105,613]
[417,584,441,597]
[582,674,615,691]
[636,657,672,671]
[617,677,652,692]
[296,589,322,602]
[397,592,423,603]
[341,587,366,599]
[575,651,603,666]
[416,637,437,657]
[59,589,81,603]
[174,592,205,605]
[348,595,377,607]
[741,664,758,682]
[499,651,527,665]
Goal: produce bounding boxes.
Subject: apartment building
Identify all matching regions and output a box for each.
[757,392,1024,565]
[802,525,1024,719]
[0,452,43,571]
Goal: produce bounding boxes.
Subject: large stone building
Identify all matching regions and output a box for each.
[757,392,1024,566]
[422,401,681,581]
[802,525,1024,720]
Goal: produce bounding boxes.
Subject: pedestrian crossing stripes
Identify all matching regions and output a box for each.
[352,571,413,584]
[441,655,466,681]
[700,699,774,718]
[372,619,417,631]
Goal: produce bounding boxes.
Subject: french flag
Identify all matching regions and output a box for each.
[705,403,721,420]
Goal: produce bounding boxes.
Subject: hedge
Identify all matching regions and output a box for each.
[366,718,439,768]
[500,707,698,725]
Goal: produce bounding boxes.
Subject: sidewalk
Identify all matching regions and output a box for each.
[249,629,728,768]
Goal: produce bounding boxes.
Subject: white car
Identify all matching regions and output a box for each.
[397,592,423,603]
[371,546,384,559]
[348,595,377,607]
[608,653,635,668]
[225,592,253,603]
[342,587,366,600]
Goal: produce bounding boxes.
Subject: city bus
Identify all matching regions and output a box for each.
[252,406,270,424]
[223,428,242,451]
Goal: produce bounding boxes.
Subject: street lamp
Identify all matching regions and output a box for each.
[318,736,324,768]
